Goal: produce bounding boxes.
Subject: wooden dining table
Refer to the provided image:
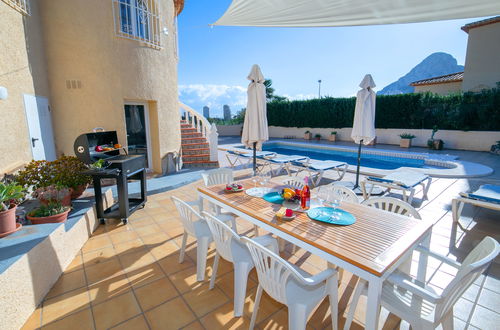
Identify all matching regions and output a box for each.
[198,179,433,330]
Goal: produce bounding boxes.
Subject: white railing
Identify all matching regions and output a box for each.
[2,0,30,15]
[179,102,218,162]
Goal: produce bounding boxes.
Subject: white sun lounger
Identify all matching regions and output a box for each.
[361,170,432,204]
[258,154,309,176]
[452,184,500,222]
[290,159,348,186]
[225,149,276,169]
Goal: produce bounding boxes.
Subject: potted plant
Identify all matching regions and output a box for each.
[0,182,25,236]
[27,201,71,224]
[17,156,91,200]
[33,185,72,207]
[399,133,416,148]
[314,133,321,141]
[304,130,312,140]
[427,126,444,150]
[328,131,337,142]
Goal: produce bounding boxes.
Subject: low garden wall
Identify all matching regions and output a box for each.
[217,124,499,151]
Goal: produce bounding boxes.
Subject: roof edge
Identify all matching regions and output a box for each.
[461,16,500,33]
[410,72,464,86]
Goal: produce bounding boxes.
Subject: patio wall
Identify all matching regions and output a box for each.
[217,124,500,151]
[0,190,113,330]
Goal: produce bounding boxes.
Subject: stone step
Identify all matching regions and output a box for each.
[183,148,210,155]
[181,137,207,144]
[181,142,209,150]
[182,154,210,161]
[181,132,203,138]
[183,160,219,168]
[180,127,197,132]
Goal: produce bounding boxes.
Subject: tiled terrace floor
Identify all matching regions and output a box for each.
[22,167,500,330]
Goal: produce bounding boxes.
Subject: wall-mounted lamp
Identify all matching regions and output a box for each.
[162,27,169,35]
[0,86,7,100]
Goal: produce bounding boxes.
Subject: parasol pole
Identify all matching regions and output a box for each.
[354,139,363,189]
[253,142,257,175]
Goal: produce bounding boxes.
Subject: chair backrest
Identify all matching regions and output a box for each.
[203,211,241,262]
[434,237,499,323]
[362,197,421,219]
[282,176,305,190]
[329,184,359,203]
[242,236,308,305]
[171,196,203,236]
[201,168,234,186]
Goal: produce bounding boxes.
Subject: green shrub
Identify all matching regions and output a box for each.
[267,88,500,131]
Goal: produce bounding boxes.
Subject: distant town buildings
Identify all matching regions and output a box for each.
[203,106,210,118]
[223,105,231,121]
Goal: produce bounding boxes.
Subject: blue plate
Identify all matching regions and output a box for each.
[263,192,285,204]
[307,207,356,225]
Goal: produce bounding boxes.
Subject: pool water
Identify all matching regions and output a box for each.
[259,143,445,170]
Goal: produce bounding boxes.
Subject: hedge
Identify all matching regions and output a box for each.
[267,88,500,131]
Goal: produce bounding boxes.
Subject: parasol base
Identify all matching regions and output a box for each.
[335,181,385,196]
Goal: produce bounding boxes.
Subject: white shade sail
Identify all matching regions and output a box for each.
[213,0,500,27]
[241,64,269,149]
[351,74,376,145]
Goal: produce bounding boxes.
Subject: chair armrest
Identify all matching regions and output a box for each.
[415,246,461,268]
[185,200,202,211]
[302,268,337,286]
[386,272,441,303]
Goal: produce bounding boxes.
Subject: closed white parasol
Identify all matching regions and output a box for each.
[241,64,269,174]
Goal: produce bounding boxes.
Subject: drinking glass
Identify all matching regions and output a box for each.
[325,194,341,221]
[259,170,271,192]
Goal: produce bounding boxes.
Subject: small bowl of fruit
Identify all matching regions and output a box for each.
[225,183,243,193]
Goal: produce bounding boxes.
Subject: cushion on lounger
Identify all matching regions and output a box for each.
[468,184,500,204]
[368,171,428,189]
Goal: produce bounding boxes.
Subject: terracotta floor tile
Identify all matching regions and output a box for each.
[134,277,179,311]
[168,266,205,294]
[200,302,251,329]
[134,223,163,238]
[81,235,113,253]
[20,306,41,330]
[126,262,166,288]
[41,308,94,330]
[46,269,87,299]
[109,230,140,245]
[145,207,168,215]
[42,287,90,324]
[214,268,257,300]
[129,216,157,228]
[181,320,204,330]
[111,315,149,330]
[157,252,196,275]
[118,249,156,273]
[113,238,147,255]
[92,291,142,330]
[82,246,116,267]
[145,297,196,329]
[88,274,131,305]
[141,231,171,245]
[65,253,84,273]
[182,283,230,318]
[148,240,179,260]
[85,258,124,285]
[477,287,500,311]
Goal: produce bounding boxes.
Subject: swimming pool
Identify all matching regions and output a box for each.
[237,141,454,170]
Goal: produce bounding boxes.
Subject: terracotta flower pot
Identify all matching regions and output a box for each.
[71,184,88,199]
[0,205,17,234]
[27,208,70,224]
[39,189,72,207]
[328,135,337,142]
[400,138,412,148]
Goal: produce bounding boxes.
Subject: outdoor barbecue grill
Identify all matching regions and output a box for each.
[74,130,147,224]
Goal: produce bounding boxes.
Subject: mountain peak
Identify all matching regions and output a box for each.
[378,52,464,95]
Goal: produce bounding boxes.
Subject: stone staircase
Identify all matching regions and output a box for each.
[180,120,219,168]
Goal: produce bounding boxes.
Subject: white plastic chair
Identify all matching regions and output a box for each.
[171,196,233,281]
[201,168,238,231]
[328,184,359,203]
[203,212,279,317]
[362,196,422,219]
[344,236,499,330]
[242,237,339,330]
[282,176,305,190]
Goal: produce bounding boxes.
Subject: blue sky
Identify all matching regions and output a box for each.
[177,1,487,118]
